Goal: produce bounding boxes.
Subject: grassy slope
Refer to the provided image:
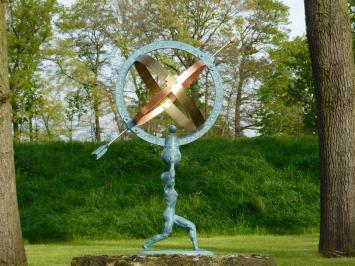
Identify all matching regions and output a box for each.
[25,235,355,266]
[15,136,320,242]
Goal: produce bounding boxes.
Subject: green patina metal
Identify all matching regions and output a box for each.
[115,41,223,146]
[94,41,223,254]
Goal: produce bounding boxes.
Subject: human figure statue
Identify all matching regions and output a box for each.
[143,125,199,251]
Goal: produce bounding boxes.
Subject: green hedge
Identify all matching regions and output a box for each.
[15,136,320,242]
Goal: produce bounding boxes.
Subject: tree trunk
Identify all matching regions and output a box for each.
[0,1,27,265]
[105,88,121,133]
[42,116,52,139]
[11,100,20,141]
[93,48,102,142]
[305,0,355,256]
[93,101,101,142]
[28,114,33,142]
[234,77,245,138]
[12,119,19,141]
[69,120,73,142]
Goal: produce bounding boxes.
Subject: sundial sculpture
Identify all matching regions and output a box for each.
[92,39,235,256]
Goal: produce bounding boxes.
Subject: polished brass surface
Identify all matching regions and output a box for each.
[133,55,206,131]
[134,56,196,131]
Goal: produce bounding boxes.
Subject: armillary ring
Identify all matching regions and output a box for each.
[115,41,223,146]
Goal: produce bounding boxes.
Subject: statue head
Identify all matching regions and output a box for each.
[168,125,176,134]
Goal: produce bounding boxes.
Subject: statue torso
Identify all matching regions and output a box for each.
[164,181,178,208]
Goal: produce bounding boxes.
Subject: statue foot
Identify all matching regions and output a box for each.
[142,244,149,251]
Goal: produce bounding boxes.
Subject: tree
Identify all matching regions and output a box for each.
[110,0,288,138]
[64,90,88,141]
[108,0,239,135]
[258,37,316,135]
[305,0,355,256]
[56,0,115,142]
[227,0,288,137]
[110,0,237,53]
[212,0,289,138]
[36,78,66,141]
[0,1,27,264]
[6,0,57,141]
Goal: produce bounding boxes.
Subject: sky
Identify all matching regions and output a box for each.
[283,0,306,37]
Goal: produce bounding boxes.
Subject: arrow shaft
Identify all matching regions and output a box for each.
[212,35,237,57]
[108,128,128,146]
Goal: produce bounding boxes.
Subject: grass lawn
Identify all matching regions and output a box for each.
[17,138,320,242]
[26,234,355,266]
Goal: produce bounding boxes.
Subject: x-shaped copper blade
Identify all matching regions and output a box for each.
[133,55,206,132]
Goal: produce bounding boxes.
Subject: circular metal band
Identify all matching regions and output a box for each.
[134,58,205,129]
[115,40,223,146]
[134,58,196,131]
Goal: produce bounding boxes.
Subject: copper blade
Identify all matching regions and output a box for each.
[134,56,195,131]
[134,59,206,128]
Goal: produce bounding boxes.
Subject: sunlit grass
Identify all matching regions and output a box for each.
[25,234,355,266]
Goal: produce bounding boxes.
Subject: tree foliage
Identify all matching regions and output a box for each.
[219,0,289,137]
[350,0,355,60]
[6,0,58,141]
[55,0,116,142]
[258,36,316,135]
[4,0,325,141]
[109,0,289,138]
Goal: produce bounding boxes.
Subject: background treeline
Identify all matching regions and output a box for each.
[8,0,355,142]
[16,137,319,242]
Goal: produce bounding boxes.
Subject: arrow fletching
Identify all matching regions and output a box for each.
[92,144,109,160]
[91,129,128,160]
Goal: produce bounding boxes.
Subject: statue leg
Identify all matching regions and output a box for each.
[174,215,199,250]
[143,217,173,250]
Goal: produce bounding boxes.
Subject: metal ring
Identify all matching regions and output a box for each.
[115,40,223,146]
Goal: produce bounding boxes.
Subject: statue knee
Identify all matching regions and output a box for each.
[161,232,170,239]
[161,226,172,239]
[189,223,196,232]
